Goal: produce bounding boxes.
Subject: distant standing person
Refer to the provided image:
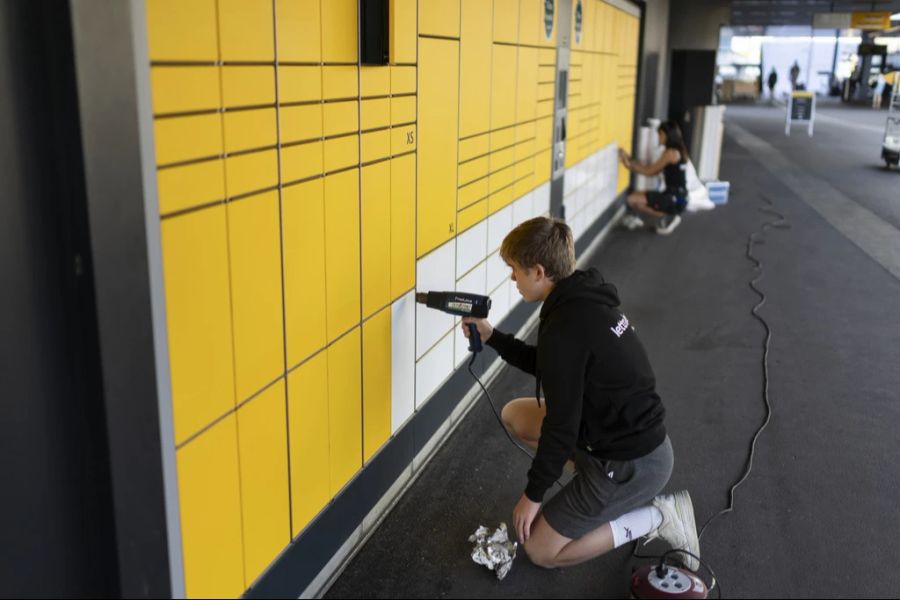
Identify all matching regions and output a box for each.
[789,61,800,90]
[767,67,778,100]
[872,73,886,109]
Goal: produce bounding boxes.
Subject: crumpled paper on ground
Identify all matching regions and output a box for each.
[468,523,517,580]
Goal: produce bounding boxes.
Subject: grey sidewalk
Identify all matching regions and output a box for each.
[325,108,900,598]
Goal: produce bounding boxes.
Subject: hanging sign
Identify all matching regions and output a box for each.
[850,11,891,30]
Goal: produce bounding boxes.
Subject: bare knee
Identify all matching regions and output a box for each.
[500,398,532,433]
[500,402,516,431]
[524,540,559,569]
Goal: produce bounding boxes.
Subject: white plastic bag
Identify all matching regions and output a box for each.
[685,159,715,212]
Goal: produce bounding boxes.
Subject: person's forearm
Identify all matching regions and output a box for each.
[485,329,537,375]
[629,161,652,176]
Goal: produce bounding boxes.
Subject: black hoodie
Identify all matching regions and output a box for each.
[486,267,666,503]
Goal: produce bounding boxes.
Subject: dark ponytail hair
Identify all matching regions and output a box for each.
[658,121,689,163]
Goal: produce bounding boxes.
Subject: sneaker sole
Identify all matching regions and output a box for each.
[673,491,700,571]
[655,216,681,235]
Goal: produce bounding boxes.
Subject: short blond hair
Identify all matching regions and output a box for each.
[500,217,576,282]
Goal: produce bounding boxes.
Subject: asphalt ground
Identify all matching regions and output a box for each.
[325,103,900,598]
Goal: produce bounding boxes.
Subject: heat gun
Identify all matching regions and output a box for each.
[415,291,491,353]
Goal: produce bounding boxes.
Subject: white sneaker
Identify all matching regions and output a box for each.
[620,214,645,231]
[646,490,700,571]
[655,214,682,235]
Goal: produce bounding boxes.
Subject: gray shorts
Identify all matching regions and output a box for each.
[541,436,674,539]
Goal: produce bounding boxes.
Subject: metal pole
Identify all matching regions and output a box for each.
[830,28,839,93]
[786,94,792,135]
[810,94,816,136]
[805,27,814,92]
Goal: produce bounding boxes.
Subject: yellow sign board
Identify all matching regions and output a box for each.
[851,11,891,30]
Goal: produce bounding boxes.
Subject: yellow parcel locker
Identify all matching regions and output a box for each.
[516,47,538,124]
[176,414,244,598]
[517,0,540,46]
[323,66,359,100]
[146,0,218,62]
[162,206,234,445]
[490,45,517,132]
[322,0,358,62]
[328,328,362,495]
[225,149,278,198]
[323,101,359,137]
[361,129,392,163]
[279,66,322,103]
[361,161,392,317]
[282,178,327,367]
[390,154,416,298]
[390,0,417,63]
[323,134,360,173]
[324,169,361,342]
[217,0,274,62]
[362,308,392,462]
[236,380,289,584]
[391,125,416,155]
[223,108,277,154]
[419,0,460,38]
[458,177,489,209]
[458,199,488,232]
[361,67,391,97]
[459,0,492,137]
[493,0,519,43]
[361,98,391,131]
[287,351,330,536]
[417,38,459,256]
[390,95,417,126]
[157,159,226,215]
[458,155,489,187]
[281,140,323,184]
[459,133,490,162]
[154,113,222,166]
[279,104,323,145]
[150,66,220,115]
[391,66,417,94]
[221,66,275,108]
[228,191,285,402]
[276,0,321,62]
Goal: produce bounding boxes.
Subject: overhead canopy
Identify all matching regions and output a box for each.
[730,0,900,28]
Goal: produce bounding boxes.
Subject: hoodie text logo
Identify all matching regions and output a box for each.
[610,315,630,338]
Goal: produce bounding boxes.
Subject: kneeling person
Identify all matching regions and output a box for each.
[462,216,699,570]
[618,120,689,235]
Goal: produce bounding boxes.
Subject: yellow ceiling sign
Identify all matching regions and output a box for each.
[851,11,891,30]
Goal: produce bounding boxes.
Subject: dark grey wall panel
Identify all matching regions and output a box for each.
[70,0,180,596]
[0,2,119,596]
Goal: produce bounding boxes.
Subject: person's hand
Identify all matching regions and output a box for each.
[513,494,541,543]
[618,148,631,168]
[461,317,493,343]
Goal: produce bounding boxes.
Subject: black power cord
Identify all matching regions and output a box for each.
[467,353,536,462]
[467,352,566,490]
[632,195,789,597]
[697,195,788,540]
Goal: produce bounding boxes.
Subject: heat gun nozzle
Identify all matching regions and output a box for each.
[415,293,428,304]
